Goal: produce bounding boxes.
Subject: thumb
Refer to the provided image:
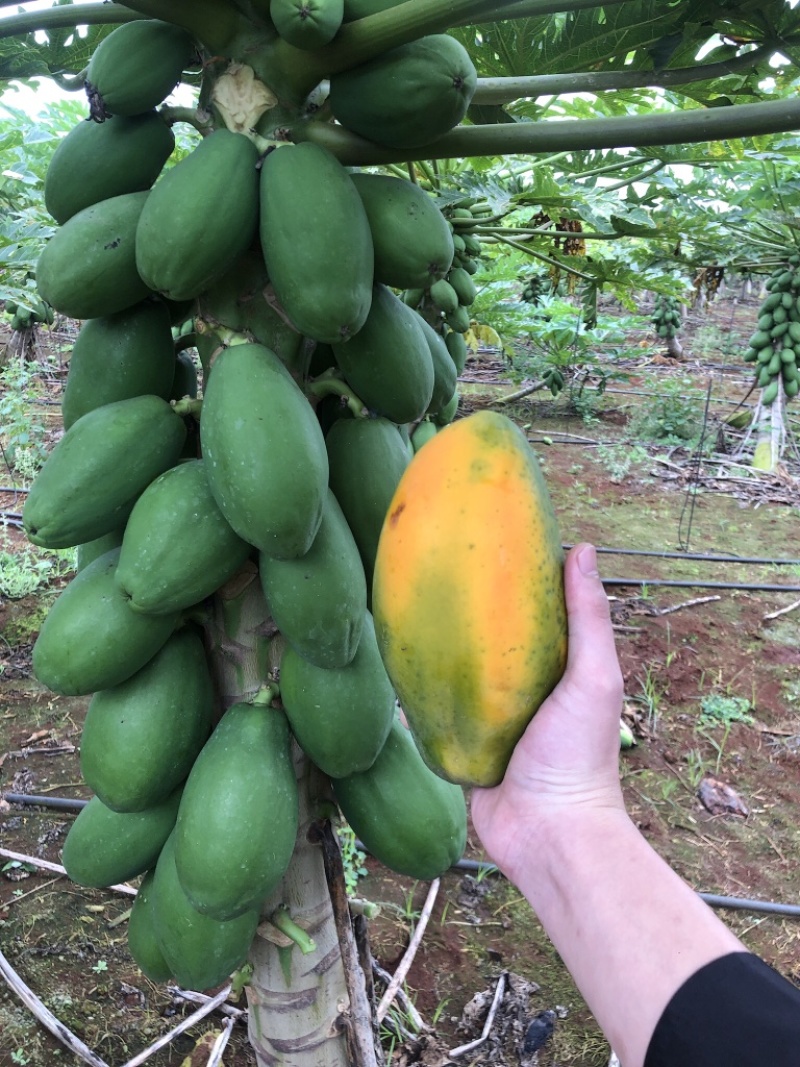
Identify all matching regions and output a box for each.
[561,543,621,690]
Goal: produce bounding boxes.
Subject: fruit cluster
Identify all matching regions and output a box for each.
[652,294,682,340]
[743,260,800,404]
[3,297,54,333]
[27,13,474,992]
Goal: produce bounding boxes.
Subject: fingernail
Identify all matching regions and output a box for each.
[577,543,599,577]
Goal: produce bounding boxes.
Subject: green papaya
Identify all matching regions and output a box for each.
[171,351,199,401]
[270,0,344,48]
[411,420,437,452]
[24,395,186,549]
[33,549,178,696]
[434,390,459,426]
[326,416,409,588]
[445,304,471,334]
[445,329,468,374]
[762,380,779,405]
[329,35,477,149]
[116,460,252,615]
[61,301,176,430]
[151,832,260,992]
[416,315,457,415]
[85,20,196,118]
[80,628,213,812]
[136,129,259,302]
[174,703,298,920]
[429,278,459,315]
[332,284,434,424]
[259,143,373,343]
[44,112,175,225]
[448,266,477,306]
[62,788,182,888]
[350,173,454,289]
[36,191,152,319]
[785,378,799,397]
[280,612,394,778]
[260,489,366,669]
[200,343,328,558]
[333,716,467,880]
[195,249,304,372]
[76,530,125,573]
[127,870,173,983]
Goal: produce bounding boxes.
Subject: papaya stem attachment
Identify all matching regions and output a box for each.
[160,106,214,136]
[251,683,280,707]
[306,375,370,419]
[171,397,203,419]
[269,907,317,955]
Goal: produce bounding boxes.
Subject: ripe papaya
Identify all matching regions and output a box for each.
[333,716,466,880]
[62,788,182,888]
[332,284,434,424]
[201,343,328,558]
[326,416,409,588]
[174,703,298,920]
[151,831,260,992]
[270,0,344,48]
[329,35,477,149]
[195,250,304,372]
[259,143,373,343]
[136,129,259,302]
[350,173,454,289]
[416,315,457,416]
[127,870,173,982]
[280,612,394,777]
[33,549,178,696]
[24,395,186,549]
[115,460,252,615]
[61,300,176,430]
[44,112,175,225]
[36,191,152,320]
[259,489,366,669]
[79,628,213,812]
[85,20,195,118]
[372,411,567,787]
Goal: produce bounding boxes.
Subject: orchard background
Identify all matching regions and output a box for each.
[1,2,800,1066]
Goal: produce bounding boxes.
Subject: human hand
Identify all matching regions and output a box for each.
[471,543,627,883]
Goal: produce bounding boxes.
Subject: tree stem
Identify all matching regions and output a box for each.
[296,96,800,163]
[471,45,772,104]
[0,4,142,41]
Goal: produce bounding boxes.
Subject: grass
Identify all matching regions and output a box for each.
[0,542,74,599]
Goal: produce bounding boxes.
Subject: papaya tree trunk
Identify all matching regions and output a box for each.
[752,383,786,472]
[203,567,380,1067]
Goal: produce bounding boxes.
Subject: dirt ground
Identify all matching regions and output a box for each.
[1,287,799,1067]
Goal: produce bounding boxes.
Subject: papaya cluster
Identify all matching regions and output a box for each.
[4,296,54,333]
[652,295,681,340]
[742,259,800,405]
[26,14,471,992]
[520,272,549,305]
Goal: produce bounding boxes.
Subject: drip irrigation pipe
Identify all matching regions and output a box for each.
[4,794,799,918]
[567,546,800,567]
[601,578,800,593]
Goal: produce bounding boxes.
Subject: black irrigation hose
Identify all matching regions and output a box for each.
[568,546,800,567]
[602,578,800,593]
[4,794,799,918]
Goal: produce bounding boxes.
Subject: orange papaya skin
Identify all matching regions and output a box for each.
[372,410,567,787]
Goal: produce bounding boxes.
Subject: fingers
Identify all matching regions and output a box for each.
[561,543,623,698]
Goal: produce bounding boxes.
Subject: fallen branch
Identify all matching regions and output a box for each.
[0,946,111,1067]
[764,598,800,621]
[118,985,231,1067]
[1,874,63,907]
[655,595,721,616]
[168,985,247,1019]
[207,1016,235,1067]
[449,970,507,1058]
[494,379,547,404]
[372,960,426,1033]
[376,878,440,1024]
[0,848,137,896]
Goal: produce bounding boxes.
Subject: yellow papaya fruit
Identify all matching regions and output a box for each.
[372,410,567,787]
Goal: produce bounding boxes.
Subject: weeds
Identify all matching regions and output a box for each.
[596,442,648,483]
[0,357,52,476]
[0,543,74,599]
[627,376,704,444]
[335,819,367,896]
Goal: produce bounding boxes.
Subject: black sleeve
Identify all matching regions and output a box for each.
[644,952,800,1067]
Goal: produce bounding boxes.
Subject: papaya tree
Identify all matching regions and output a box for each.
[4,3,800,1067]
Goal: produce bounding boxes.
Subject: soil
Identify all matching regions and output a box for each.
[1,288,800,1067]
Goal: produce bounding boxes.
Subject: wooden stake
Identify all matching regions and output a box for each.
[376,879,440,1024]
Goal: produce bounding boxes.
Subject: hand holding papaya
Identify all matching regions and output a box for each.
[471,543,626,884]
